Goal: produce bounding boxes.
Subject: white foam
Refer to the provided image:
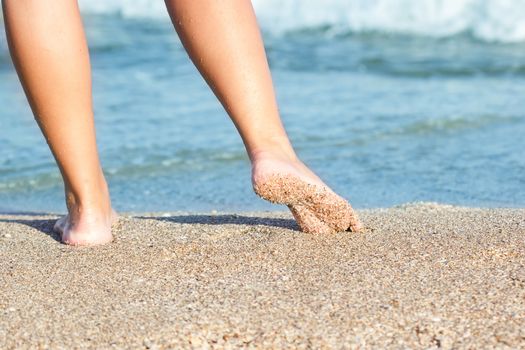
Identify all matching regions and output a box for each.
[78,0,525,43]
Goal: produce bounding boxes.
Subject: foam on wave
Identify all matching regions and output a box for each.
[78,0,525,43]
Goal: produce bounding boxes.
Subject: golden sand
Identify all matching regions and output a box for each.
[1,204,524,348]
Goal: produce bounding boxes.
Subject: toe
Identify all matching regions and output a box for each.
[289,205,334,234]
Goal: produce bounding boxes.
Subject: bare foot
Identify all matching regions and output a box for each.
[251,150,362,233]
[53,207,118,246]
[252,151,324,188]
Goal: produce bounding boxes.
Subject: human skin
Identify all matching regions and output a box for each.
[163,0,328,176]
[165,0,361,233]
[2,0,116,245]
[2,0,359,245]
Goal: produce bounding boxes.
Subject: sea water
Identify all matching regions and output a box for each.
[1,0,525,212]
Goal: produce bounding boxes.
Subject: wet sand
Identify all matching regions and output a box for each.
[1,203,524,349]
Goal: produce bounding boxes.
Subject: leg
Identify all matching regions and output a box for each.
[3,0,117,245]
[165,0,361,232]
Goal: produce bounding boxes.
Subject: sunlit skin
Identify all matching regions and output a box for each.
[3,0,116,245]
[3,0,357,245]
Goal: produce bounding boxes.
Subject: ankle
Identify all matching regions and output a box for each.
[65,183,112,216]
[249,146,297,164]
[247,135,297,163]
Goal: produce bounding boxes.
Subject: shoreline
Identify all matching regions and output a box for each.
[1,203,524,348]
[1,200,523,216]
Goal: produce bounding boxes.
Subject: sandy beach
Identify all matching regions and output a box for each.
[0,203,524,349]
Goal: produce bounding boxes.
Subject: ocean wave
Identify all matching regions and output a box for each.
[78,0,525,43]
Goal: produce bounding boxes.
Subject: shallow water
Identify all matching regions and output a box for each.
[1,3,525,212]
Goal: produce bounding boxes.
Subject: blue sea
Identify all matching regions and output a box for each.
[1,0,525,212]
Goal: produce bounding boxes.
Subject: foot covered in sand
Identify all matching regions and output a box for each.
[252,153,362,233]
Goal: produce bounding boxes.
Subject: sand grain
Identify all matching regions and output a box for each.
[0,203,524,349]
